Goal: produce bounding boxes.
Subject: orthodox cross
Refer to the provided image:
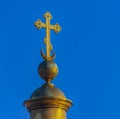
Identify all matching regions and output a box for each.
[34,12,61,61]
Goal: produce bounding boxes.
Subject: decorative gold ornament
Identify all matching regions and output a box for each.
[24,12,73,119]
[34,11,61,61]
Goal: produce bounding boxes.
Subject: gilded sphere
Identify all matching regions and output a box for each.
[38,61,58,82]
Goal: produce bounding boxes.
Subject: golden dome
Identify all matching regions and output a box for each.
[30,83,66,100]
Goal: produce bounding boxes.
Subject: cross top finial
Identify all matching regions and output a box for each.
[44,12,52,19]
[34,11,61,61]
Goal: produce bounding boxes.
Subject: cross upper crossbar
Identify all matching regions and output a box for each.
[35,20,61,33]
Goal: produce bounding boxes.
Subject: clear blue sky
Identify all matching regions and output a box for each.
[0,0,120,119]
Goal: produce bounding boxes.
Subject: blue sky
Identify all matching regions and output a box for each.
[0,0,120,119]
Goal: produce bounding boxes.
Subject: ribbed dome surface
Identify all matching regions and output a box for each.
[30,83,66,100]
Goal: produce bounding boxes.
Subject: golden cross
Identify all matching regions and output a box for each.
[34,11,61,61]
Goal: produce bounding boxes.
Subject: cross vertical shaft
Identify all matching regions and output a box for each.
[45,13,51,59]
